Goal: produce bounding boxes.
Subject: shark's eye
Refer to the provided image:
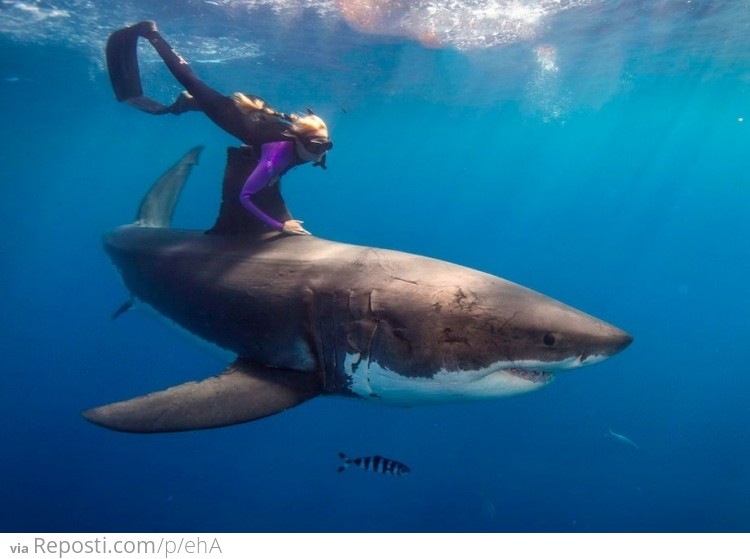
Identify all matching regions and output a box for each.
[543,333,556,347]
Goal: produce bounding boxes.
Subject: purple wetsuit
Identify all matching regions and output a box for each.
[239,141,298,231]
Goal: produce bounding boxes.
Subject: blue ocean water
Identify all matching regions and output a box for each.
[1,0,749,533]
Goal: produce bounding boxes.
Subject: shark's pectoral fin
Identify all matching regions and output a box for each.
[83,358,321,433]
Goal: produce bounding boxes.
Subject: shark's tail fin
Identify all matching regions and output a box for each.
[136,146,203,227]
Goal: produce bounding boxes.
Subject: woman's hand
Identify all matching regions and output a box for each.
[282,219,311,235]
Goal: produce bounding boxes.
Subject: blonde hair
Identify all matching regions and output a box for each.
[289,113,329,138]
[232,92,329,139]
[232,92,290,120]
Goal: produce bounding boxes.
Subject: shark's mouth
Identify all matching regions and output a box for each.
[506,368,554,384]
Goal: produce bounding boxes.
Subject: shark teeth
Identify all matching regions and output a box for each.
[505,368,554,384]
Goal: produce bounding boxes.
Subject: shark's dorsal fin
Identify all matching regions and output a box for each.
[207,146,293,236]
[136,146,203,227]
[82,358,322,433]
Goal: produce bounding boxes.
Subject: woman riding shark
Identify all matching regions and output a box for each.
[106,20,333,236]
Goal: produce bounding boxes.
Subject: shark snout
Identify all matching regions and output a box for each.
[602,327,633,355]
[578,326,632,366]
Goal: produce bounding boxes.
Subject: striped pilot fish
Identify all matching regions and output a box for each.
[338,452,411,476]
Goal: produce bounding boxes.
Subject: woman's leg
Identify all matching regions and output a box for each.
[106,21,230,117]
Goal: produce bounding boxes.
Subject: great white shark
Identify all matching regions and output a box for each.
[84,146,632,433]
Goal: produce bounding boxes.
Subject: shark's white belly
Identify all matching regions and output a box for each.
[342,354,554,405]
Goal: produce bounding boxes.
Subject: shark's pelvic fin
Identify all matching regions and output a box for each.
[82,358,322,433]
[136,146,203,227]
[111,299,134,321]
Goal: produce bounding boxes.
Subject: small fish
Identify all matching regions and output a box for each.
[476,491,497,521]
[337,452,411,476]
[607,427,639,450]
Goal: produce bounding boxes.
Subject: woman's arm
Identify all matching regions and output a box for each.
[239,141,298,230]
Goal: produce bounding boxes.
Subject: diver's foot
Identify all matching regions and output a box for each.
[169,91,197,114]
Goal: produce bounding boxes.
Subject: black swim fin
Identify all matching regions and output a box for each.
[105,21,182,115]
